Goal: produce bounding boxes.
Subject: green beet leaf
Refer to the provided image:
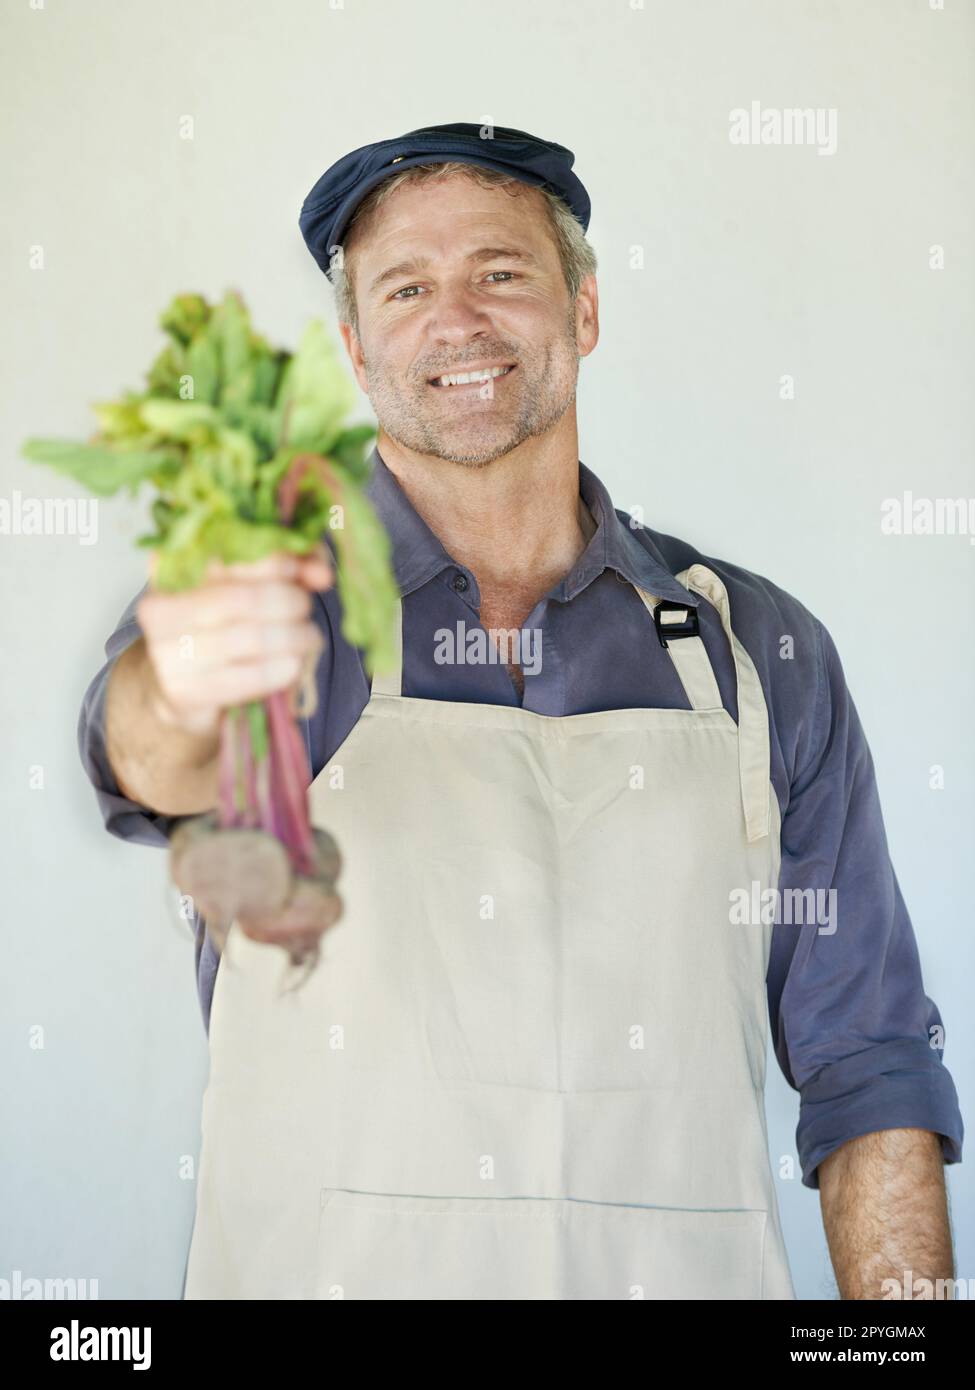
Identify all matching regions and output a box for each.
[21,289,395,678]
[138,399,221,441]
[185,333,220,405]
[274,321,357,453]
[160,294,211,347]
[20,439,182,497]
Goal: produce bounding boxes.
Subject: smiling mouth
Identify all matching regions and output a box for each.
[427,364,517,389]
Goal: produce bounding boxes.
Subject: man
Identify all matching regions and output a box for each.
[82,123,962,1300]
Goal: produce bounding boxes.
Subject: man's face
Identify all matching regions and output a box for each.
[340,175,596,465]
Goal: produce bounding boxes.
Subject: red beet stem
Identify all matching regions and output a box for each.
[234,706,247,820]
[277,453,313,525]
[266,688,315,875]
[240,710,259,829]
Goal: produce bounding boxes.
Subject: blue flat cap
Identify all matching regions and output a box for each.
[299,122,591,281]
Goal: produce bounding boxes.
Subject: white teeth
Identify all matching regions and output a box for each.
[434,365,513,387]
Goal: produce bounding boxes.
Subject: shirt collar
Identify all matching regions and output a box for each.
[363,444,699,608]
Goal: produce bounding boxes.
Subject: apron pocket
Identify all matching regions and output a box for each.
[562,1200,768,1300]
[315,1189,767,1300]
[316,1189,563,1300]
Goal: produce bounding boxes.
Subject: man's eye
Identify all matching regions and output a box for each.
[391,271,517,301]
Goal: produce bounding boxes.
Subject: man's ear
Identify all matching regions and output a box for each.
[338,319,368,393]
[575,273,599,360]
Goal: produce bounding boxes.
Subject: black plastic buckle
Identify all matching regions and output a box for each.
[654,599,700,647]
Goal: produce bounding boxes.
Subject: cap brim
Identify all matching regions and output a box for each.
[319,154,556,282]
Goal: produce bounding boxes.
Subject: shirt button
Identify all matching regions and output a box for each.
[452,572,469,592]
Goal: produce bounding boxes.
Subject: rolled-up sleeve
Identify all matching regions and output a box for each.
[771,617,963,1189]
[78,583,176,849]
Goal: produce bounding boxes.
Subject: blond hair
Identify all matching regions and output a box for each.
[331,162,597,332]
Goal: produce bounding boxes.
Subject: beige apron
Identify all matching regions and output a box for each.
[183,562,795,1300]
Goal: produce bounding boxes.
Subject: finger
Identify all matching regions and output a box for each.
[160,653,310,709]
[296,547,336,592]
[204,552,303,583]
[149,545,334,592]
[137,580,313,638]
[155,620,324,673]
[205,544,336,587]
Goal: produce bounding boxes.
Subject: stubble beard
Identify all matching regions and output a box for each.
[362,312,582,467]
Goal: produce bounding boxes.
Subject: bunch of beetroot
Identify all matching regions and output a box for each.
[169,815,343,971]
[23,290,399,972]
[167,621,346,970]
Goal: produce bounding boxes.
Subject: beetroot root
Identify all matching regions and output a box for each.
[236,875,343,963]
[169,814,293,924]
[310,826,342,884]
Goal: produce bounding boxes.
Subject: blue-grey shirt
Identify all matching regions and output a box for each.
[78,446,964,1190]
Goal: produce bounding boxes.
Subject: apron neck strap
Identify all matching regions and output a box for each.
[631,586,722,711]
[635,566,771,843]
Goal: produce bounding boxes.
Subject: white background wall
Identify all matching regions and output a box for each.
[1,0,972,1300]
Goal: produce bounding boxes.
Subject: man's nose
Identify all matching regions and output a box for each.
[425,280,496,343]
